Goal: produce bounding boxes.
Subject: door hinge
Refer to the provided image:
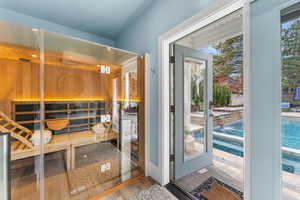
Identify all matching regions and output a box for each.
[170,56,175,64]
[170,105,175,113]
[170,154,175,162]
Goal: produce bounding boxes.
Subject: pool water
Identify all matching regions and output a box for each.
[197,117,300,175]
[214,118,300,150]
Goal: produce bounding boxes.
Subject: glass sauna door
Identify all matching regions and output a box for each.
[40,31,144,199]
[0,20,144,200]
[0,22,43,199]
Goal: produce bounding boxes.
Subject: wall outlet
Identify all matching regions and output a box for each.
[100,164,106,173]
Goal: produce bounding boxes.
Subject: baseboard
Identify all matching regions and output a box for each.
[148,161,161,184]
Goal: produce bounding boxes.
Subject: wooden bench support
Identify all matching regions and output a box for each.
[11,130,118,172]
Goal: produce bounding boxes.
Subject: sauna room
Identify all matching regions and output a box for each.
[0,21,145,200]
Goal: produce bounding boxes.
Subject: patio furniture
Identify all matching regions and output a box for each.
[295,87,300,101]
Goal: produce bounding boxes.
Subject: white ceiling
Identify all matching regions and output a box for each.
[176,9,243,50]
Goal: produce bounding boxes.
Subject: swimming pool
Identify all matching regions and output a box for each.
[214,118,300,150]
[206,118,300,175]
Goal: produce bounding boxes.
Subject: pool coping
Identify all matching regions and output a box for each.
[213,131,300,159]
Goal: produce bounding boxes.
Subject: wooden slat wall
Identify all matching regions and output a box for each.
[0,43,122,74]
[0,59,113,118]
[0,59,39,117]
[44,64,112,100]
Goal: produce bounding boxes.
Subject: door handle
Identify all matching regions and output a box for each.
[209,114,214,118]
[209,101,213,110]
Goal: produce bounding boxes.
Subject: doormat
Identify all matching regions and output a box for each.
[190,177,243,200]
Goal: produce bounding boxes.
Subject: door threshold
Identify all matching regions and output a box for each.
[166,182,197,200]
[89,175,143,200]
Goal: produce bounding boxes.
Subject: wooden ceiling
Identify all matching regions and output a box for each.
[0,42,122,75]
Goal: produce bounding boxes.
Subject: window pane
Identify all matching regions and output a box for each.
[281,3,300,199]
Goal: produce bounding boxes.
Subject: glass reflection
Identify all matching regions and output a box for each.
[184,57,207,161]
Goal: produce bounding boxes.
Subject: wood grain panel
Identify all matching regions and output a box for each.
[0,42,122,74]
[44,64,111,100]
[0,59,112,118]
[0,59,39,117]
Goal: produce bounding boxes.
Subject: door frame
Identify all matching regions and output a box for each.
[158,0,251,194]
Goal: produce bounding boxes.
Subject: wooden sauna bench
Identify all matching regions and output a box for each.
[11,130,119,170]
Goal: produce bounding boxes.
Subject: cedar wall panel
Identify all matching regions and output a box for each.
[44,64,112,100]
[0,59,114,118]
[0,59,39,117]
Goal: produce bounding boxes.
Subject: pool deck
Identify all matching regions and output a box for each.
[214,148,300,200]
[282,112,300,119]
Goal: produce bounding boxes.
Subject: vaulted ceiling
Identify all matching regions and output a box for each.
[0,0,154,40]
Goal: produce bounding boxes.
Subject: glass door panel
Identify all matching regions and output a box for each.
[0,20,144,200]
[41,31,144,199]
[0,21,43,200]
[183,57,207,161]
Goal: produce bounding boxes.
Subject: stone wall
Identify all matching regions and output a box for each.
[190,110,243,128]
[213,111,243,127]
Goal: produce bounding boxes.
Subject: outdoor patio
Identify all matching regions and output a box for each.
[213,148,300,200]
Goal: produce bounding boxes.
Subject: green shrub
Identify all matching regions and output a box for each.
[191,81,231,107]
[213,84,231,106]
[192,81,204,107]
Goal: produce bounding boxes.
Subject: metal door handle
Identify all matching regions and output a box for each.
[209,101,213,110]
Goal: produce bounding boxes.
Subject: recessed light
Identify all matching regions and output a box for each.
[32,28,38,32]
[32,54,37,58]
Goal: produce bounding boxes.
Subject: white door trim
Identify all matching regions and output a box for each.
[158,0,251,189]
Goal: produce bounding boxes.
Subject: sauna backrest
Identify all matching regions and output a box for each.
[0,111,34,149]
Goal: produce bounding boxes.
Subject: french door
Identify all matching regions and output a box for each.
[173,44,213,180]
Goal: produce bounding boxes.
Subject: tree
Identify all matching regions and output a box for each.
[282,19,300,100]
[213,35,243,78]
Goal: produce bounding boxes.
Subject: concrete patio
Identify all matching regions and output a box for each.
[213,148,300,200]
